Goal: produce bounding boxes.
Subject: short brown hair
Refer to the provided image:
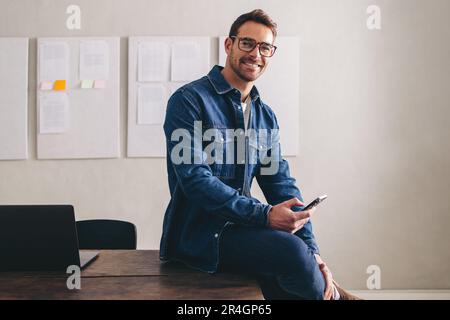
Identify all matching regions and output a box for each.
[228,9,278,40]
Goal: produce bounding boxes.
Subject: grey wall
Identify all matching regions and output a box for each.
[0,0,449,289]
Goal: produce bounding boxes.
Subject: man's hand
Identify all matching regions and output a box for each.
[315,254,334,300]
[267,198,315,233]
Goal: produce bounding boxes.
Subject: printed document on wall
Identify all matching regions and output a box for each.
[138,41,170,82]
[171,41,205,81]
[137,85,166,125]
[39,92,70,134]
[39,41,69,82]
[79,40,109,80]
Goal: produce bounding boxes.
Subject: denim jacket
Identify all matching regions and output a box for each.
[160,65,319,273]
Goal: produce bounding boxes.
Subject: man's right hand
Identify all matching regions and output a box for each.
[267,198,315,233]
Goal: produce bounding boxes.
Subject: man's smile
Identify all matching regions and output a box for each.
[240,59,263,72]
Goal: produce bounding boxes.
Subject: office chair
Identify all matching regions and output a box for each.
[76,219,137,250]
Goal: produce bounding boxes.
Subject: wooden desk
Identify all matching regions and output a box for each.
[0,250,263,300]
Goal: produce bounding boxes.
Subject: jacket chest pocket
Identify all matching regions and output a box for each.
[203,126,236,179]
[249,135,274,166]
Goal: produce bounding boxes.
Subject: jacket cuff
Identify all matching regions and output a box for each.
[265,205,273,227]
[253,203,272,227]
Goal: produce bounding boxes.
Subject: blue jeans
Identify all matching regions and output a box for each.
[218,224,326,300]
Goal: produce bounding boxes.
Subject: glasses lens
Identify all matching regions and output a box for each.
[260,43,274,57]
[239,38,256,51]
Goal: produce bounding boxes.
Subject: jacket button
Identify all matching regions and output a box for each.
[214,233,219,238]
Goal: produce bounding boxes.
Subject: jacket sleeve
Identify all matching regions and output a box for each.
[255,115,320,254]
[164,89,272,227]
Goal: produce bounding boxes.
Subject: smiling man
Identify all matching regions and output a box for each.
[161,9,360,300]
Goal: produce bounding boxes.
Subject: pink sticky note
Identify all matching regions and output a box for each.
[40,81,53,90]
[94,80,106,89]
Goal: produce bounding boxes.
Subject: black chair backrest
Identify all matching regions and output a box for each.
[76,219,137,250]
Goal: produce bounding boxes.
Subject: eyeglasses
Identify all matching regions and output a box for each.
[230,36,277,57]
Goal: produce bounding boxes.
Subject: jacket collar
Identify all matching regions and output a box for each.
[207,65,260,102]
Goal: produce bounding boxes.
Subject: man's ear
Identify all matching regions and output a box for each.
[224,37,233,55]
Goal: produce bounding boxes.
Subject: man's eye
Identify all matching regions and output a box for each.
[241,40,254,47]
[260,44,271,51]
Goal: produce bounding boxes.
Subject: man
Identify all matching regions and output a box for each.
[161,9,359,300]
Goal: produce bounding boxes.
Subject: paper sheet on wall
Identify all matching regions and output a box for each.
[39,41,69,82]
[138,42,170,82]
[79,40,109,80]
[171,42,204,81]
[137,85,166,125]
[39,92,70,134]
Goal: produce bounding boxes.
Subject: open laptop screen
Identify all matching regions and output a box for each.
[0,205,81,271]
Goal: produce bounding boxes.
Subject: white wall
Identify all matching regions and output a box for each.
[0,0,449,289]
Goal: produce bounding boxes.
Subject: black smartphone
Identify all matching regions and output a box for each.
[301,195,327,211]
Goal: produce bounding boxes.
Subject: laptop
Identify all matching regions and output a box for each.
[0,205,98,272]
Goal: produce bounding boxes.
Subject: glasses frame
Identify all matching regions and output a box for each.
[230,36,277,57]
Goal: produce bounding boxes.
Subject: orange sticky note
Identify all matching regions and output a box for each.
[53,80,66,91]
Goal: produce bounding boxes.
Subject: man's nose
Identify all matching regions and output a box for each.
[248,44,262,59]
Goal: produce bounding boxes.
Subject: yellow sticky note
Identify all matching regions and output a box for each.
[53,80,66,91]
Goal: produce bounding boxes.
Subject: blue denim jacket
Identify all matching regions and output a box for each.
[160,65,319,273]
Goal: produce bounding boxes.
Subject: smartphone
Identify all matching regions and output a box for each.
[301,195,327,211]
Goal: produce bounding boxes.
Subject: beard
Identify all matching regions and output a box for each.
[229,51,265,82]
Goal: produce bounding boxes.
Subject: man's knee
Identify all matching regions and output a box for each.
[277,267,325,300]
[276,234,314,272]
[276,235,326,300]
[304,273,326,300]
